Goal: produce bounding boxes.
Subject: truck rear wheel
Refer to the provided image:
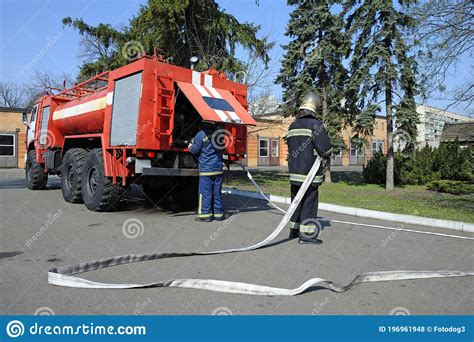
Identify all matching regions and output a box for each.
[61,148,87,203]
[81,149,123,211]
[25,150,48,190]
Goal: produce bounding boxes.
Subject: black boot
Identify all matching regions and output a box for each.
[289,229,299,239]
[195,217,212,222]
[298,232,322,245]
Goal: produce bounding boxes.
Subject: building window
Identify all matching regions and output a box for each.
[271,139,279,157]
[30,105,38,122]
[371,140,384,155]
[0,134,15,157]
[350,143,363,157]
[259,139,269,157]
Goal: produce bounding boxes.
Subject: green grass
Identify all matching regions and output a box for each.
[224,170,474,223]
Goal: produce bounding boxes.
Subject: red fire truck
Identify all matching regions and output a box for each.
[24,54,256,211]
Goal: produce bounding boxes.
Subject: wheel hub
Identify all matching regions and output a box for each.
[66,164,74,188]
[87,167,99,195]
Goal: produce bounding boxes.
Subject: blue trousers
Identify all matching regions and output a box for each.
[198,174,224,219]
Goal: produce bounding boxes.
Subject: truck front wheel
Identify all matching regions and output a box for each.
[81,149,123,211]
[61,148,87,203]
[25,150,48,190]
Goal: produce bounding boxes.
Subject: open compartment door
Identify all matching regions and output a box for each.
[176,81,256,125]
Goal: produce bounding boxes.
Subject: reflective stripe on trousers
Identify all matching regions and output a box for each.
[198,174,224,218]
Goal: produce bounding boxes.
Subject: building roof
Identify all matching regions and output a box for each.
[440,122,474,143]
[417,104,474,122]
[0,106,28,113]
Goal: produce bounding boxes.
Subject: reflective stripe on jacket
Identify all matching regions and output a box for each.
[285,115,332,186]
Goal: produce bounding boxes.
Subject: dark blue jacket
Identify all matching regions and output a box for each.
[285,114,332,186]
[190,128,224,176]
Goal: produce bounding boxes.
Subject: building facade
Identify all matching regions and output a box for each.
[332,115,387,167]
[246,113,387,167]
[0,107,30,168]
[415,105,473,148]
[245,104,473,168]
[246,114,291,167]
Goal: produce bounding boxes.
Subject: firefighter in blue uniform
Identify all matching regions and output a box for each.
[285,92,332,244]
[189,122,225,222]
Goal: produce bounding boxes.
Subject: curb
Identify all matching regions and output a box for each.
[222,187,474,233]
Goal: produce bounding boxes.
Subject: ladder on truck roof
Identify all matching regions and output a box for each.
[50,71,110,101]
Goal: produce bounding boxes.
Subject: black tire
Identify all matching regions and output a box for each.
[25,150,48,190]
[81,148,124,211]
[61,148,87,203]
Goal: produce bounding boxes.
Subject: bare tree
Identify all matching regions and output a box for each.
[242,46,277,105]
[0,82,26,108]
[23,71,75,107]
[248,90,280,117]
[78,35,115,63]
[414,0,474,112]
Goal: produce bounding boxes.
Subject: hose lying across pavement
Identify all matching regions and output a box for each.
[48,157,474,295]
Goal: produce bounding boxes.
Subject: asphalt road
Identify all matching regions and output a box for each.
[1,169,473,315]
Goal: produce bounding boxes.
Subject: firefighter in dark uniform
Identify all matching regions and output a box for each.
[285,92,332,244]
[189,122,225,222]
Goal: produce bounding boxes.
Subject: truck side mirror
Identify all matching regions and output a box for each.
[22,112,29,128]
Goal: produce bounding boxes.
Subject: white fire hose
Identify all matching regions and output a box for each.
[48,157,474,295]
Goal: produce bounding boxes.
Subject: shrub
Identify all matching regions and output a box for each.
[363,140,473,186]
[427,180,474,195]
[433,141,473,181]
[362,150,403,185]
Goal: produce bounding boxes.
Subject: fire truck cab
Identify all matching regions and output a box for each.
[24,54,255,211]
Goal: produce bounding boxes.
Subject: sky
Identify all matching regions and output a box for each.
[0,0,471,116]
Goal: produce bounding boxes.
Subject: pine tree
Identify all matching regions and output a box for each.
[63,0,271,80]
[276,0,349,182]
[343,0,420,190]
